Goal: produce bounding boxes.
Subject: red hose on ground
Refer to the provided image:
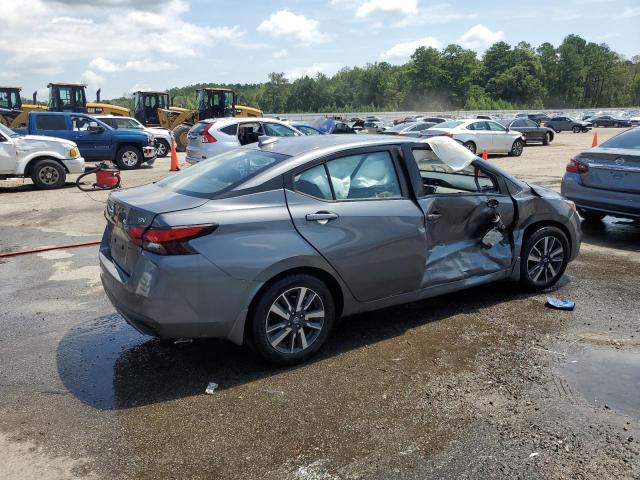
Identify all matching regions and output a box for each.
[0,240,101,258]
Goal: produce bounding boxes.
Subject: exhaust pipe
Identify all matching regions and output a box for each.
[96,88,101,103]
[33,91,37,104]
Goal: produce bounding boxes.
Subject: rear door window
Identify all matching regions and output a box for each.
[35,115,67,130]
[293,164,333,200]
[326,151,402,200]
[263,122,298,137]
[220,124,238,135]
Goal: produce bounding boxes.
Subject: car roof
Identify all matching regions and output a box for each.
[199,117,291,128]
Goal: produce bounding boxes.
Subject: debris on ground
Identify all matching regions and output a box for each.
[545,297,576,311]
[205,382,219,395]
[174,338,193,345]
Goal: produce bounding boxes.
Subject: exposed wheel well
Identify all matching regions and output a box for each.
[24,156,68,176]
[521,220,573,256]
[117,143,143,154]
[245,267,345,338]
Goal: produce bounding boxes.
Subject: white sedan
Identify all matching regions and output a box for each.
[423,119,525,156]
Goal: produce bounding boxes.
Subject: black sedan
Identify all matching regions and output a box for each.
[499,118,555,145]
[589,115,631,128]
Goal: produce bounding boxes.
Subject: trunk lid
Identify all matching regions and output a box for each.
[578,147,640,194]
[106,183,208,273]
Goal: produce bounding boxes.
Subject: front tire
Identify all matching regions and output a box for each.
[463,141,477,154]
[249,274,335,365]
[509,139,524,157]
[520,226,569,291]
[155,139,170,158]
[31,159,66,189]
[572,126,581,133]
[115,146,142,170]
[543,132,552,145]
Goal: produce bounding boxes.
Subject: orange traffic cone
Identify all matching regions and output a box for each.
[591,130,598,148]
[482,149,488,160]
[170,137,180,172]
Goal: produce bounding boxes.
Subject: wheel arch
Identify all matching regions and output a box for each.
[521,219,573,256]
[24,155,69,176]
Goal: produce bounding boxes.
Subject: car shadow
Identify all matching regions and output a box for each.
[0,181,78,193]
[580,217,640,253]
[56,280,553,411]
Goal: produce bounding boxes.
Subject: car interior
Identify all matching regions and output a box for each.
[238,122,263,146]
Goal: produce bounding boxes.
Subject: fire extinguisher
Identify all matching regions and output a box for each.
[76,161,121,191]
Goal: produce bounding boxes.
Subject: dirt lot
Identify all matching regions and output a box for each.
[1,129,639,479]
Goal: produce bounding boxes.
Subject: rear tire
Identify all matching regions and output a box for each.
[249,274,335,365]
[578,209,606,222]
[463,141,476,154]
[173,124,190,152]
[572,126,580,133]
[509,139,524,157]
[115,146,142,170]
[31,159,66,189]
[520,226,569,291]
[155,139,170,158]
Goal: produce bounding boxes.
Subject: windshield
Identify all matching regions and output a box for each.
[599,129,640,150]
[0,123,19,138]
[157,149,289,198]
[436,120,464,129]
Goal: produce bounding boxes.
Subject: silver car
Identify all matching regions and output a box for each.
[423,119,525,156]
[561,128,640,221]
[185,117,301,164]
[100,135,581,365]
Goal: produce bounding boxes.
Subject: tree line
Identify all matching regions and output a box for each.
[111,34,640,113]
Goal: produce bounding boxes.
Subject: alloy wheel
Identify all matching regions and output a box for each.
[156,142,167,156]
[526,236,565,286]
[265,287,325,354]
[122,150,139,167]
[38,166,60,185]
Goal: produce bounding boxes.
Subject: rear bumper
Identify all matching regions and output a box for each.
[63,157,85,174]
[561,173,640,219]
[99,227,257,344]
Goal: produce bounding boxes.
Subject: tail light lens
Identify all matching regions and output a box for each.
[398,131,406,136]
[201,123,217,143]
[566,157,589,173]
[442,132,453,138]
[126,224,217,255]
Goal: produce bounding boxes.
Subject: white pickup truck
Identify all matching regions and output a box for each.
[0,123,85,189]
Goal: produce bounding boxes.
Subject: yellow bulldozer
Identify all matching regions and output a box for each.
[133,88,262,151]
[0,83,130,129]
[0,87,47,128]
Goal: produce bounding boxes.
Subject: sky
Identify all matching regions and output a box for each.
[1,0,639,100]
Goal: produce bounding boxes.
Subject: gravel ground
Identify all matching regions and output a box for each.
[1,128,638,479]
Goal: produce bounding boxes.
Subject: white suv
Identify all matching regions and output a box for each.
[95,115,173,158]
[185,118,302,164]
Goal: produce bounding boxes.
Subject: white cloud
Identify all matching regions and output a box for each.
[381,36,442,60]
[88,57,119,73]
[618,6,640,18]
[457,24,504,50]
[123,60,177,72]
[285,63,342,80]
[391,4,477,27]
[81,70,105,91]
[272,49,289,59]
[257,9,329,43]
[356,0,418,17]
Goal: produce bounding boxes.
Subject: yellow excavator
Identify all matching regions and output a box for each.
[0,83,130,129]
[133,88,262,150]
[0,87,47,128]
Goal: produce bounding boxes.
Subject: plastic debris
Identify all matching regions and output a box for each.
[529,452,540,458]
[205,382,219,394]
[545,297,576,311]
[173,338,193,345]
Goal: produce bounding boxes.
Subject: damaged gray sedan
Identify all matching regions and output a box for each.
[100,135,581,364]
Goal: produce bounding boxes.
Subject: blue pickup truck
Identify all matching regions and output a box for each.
[16,112,156,169]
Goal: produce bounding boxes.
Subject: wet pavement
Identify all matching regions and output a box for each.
[1,135,640,479]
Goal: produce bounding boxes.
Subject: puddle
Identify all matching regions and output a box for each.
[559,346,640,419]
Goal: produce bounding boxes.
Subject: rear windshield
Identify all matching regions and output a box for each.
[600,129,640,150]
[157,149,289,198]
[189,122,210,135]
[436,120,464,129]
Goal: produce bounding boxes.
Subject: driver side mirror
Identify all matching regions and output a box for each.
[88,121,104,133]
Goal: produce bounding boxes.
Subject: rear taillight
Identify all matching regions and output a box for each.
[443,132,453,138]
[126,224,217,255]
[398,131,405,136]
[566,157,589,173]
[201,123,217,143]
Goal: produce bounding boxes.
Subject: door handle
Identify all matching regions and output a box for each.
[306,212,339,224]
[426,212,441,222]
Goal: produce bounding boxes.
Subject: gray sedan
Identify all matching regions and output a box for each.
[100,135,581,365]
[561,128,640,221]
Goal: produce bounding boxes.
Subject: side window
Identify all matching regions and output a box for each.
[293,164,333,200]
[512,120,525,128]
[220,124,238,135]
[0,91,8,108]
[116,119,130,128]
[238,122,262,145]
[326,151,401,200]
[263,122,298,137]
[411,148,498,195]
[487,121,506,132]
[467,122,488,131]
[524,119,538,128]
[72,116,90,131]
[35,115,67,130]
